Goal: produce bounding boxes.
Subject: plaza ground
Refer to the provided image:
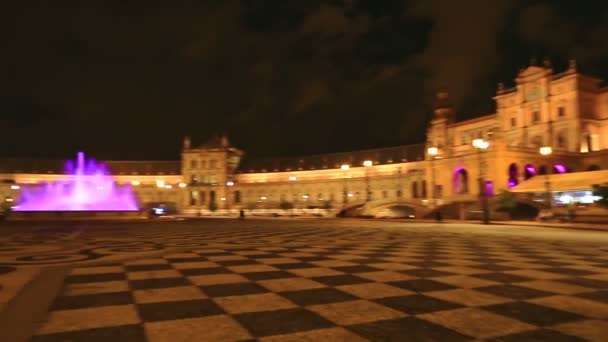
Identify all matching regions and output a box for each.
[1,218,607,341]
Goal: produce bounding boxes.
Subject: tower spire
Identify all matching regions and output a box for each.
[433,88,454,122]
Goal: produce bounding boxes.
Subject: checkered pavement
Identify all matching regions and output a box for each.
[30,236,608,341]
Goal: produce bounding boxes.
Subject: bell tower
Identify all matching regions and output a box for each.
[427,89,454,154]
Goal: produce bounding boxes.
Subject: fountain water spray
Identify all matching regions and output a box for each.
[14,152,138,211]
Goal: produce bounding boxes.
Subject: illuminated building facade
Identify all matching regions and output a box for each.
[1,60,607,213]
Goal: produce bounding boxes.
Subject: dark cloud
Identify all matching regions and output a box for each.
[1,1,607,160]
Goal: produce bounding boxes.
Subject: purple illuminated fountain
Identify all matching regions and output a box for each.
[15,152,138,211]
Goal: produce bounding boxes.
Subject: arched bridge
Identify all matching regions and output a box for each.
[340,199,432,218]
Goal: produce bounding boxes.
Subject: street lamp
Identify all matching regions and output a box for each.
[363,160,372,201]
[288,176,297,211]
[427,147,439,206]
[341,164,350,205]
[472,139,490,224]
[539,146,553,208]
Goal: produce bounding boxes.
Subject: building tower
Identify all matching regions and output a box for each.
[428,88,454,154]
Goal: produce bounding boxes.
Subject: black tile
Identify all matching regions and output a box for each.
[490,328,585,342]
[31,324,146,342]
[333,265,387,274]
[242,271,295,281]
[348,317,470,341]
[129,277,190,290]
[166,257,207,263]
[387,279,457,292]
[125,264,171,272]
[298,256,331,262]
[214,259,258,266]
[65,273,126,284]
[52,292,133,311]
[198,252,232,256]
[281,288,356,306]
[235,308,334,337]
[474,264,517,272]
[137,299,224,322]
[355,258,385,265]
[0,266,16,275]
[576,290,608,303]
[473,272,532,283]
[201,282,267,297]
[245,253,277,259]
[376,294,462,315]
[476,284,554,300]
[483,301,584,326]
[407,261,451,268]
[401,268,455,278]
[179,267,230,276]
[311,275,370,286]
[559,277,608,289]
[540,267,595,276]
[273,263,315,269]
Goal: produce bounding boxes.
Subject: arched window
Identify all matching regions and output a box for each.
[524,164,536,180]
[508,163,518,188]
[453,169,469,194]
[557,132,567,149]
[553,164,567,174]
[421,180,427,198]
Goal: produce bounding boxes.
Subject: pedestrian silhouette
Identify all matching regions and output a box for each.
[435,211,443,222]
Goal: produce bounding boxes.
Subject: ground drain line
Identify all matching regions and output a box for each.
[0,266,69,342]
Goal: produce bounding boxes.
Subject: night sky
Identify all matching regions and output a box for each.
[2,0,608,161]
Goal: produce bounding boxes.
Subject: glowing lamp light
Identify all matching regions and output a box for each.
[559,194,573,204]
[341,164,350,171]
[553,164,567,174]
[427,147,439,156]
[288,176,297,181]
[472,139,489,149]
[260,196,267,200]
[302,194,309,199]
[131,180,140,186]
[347,193,354,197]
[165,185,173,189]
[178,183,187,188]
[226,181,235,186]
[539,146,552,156]
[156,180,165,188]
[220,197,226,201]
[525,166,536,175]
[363,160,373,167]
[10,185,20,190]
[5,198,14,202]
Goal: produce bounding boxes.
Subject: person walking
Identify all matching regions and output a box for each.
[434,210,443,222]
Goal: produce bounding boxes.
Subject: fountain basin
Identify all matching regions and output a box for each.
[6,210,147,221]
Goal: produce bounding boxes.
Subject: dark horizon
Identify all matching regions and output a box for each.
[2,1,608,161]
